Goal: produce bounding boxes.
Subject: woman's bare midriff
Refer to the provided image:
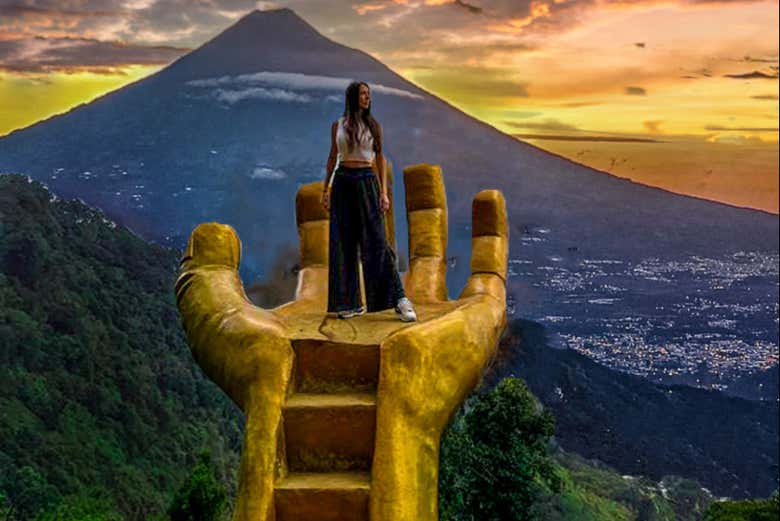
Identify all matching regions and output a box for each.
[340,160,373,169]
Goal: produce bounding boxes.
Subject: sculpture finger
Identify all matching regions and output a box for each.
[378,158,397,252]
[175,222,289,411]
[371,297,504,520]
[294,182,329,302]
[459,190,508,303]
[403,164,448,303]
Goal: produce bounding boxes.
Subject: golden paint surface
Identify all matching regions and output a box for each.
[175,164,508,520]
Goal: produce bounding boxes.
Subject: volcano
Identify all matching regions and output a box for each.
[1,8,777,389]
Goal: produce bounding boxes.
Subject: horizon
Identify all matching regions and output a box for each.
[0,2,777,213]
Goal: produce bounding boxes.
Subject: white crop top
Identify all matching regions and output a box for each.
[336,116,375,163]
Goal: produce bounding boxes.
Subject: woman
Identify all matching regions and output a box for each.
[321,81,417,322]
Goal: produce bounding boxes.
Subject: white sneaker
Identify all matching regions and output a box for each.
[337,306,366,319]
[395,297,417,322]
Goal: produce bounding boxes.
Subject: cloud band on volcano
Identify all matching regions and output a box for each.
[187,71,425,103]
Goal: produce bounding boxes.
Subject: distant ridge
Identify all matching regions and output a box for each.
[487,319,779,498]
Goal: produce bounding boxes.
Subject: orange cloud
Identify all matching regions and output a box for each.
[354,3,391,15]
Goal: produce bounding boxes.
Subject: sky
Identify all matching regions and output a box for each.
[0,0,778,212]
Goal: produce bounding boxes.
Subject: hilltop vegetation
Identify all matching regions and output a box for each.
[0,174,243,519]
[439,377,715,521]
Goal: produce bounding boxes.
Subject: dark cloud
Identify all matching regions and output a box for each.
[403,64,436,70]
[454,0,483,14]
[280,1,495,66]
[625,86,647,95]
[724,70,779,79]
[115,1,257,47]
[508,119,666,142]
[680,68,712,79]
[634,42,645,48]
[705,125,779,131]
[514,133,661,143]
[502,110,542,119]
[481,0,593,30]
[643,120,663,133]
[0,4,121,18]
[505,119,579,131]
[0,0,256,48]
[740,55,778,63]
[0,36,189,74]
[751,94,779,100]
[558,101,601,108]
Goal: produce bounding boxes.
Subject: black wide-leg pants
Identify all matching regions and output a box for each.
[327,165,406,313]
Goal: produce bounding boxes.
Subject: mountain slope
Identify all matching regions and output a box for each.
[483,319,779,499]
[0,174,243,520]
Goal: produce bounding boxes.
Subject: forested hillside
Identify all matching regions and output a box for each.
[0,174,243,520]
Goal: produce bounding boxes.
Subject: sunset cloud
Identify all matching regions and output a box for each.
[354,3,390,16]
[454,0,483,14]
[505,118,579,131]
[186,71,425,104]
[0,0,778,212]
[739,55,778,63]
[506,119,667,142]
[0,0,255,47]
[0,35,188,74]
[625,86,647,96]
[705,124,779,131]
[215,87,311,104]
[724,70,779,79]
[513,133,662,143]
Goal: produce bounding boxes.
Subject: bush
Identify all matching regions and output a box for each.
[439,377,562,521]
[167,451,227,521]
[34,492,121,521]
[703,490,780,521]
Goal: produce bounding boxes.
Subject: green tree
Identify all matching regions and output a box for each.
[0,466,59,521]
[167,451,227,521]
[703,490,779,521]
[439,377,562,521]
[34,492,121,521]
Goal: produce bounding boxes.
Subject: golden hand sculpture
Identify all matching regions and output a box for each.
[174,164,508,521]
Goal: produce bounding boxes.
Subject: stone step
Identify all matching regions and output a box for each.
[292,339,379,393]
[283,393,376,472]
[274,471,370,521]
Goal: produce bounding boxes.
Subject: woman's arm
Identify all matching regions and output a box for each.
[323,121,338,191]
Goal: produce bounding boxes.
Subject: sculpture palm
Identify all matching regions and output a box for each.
[175,164,508,521]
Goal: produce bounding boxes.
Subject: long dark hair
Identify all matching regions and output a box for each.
[343,81,382,155]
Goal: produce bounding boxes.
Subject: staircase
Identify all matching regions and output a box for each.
[274,339,380,521]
